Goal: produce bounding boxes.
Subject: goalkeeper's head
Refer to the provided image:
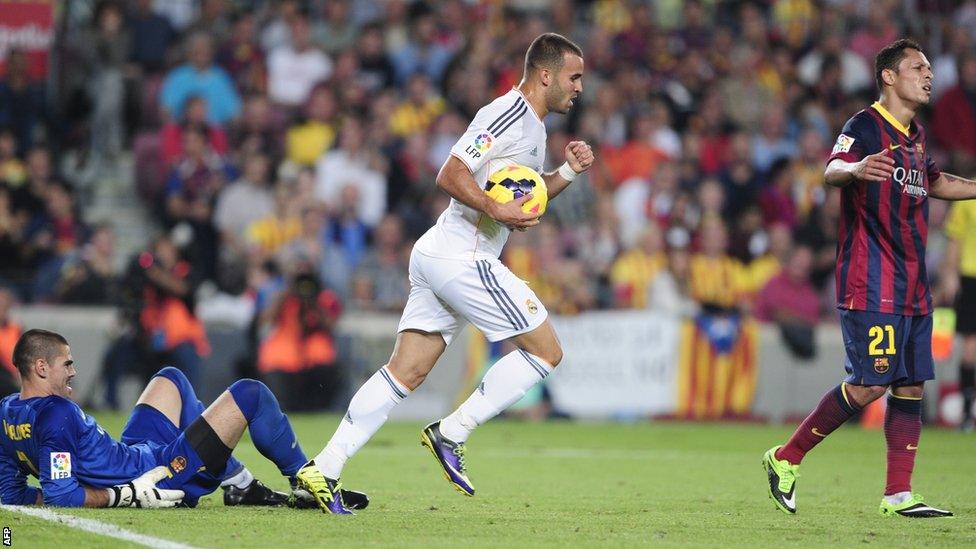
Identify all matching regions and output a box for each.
[12,329,75,398]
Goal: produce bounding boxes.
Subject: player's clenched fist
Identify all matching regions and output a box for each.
[852,149,896,182]
[566,140,594,173]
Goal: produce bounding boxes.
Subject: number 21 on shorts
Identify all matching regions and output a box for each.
[868,324,896,355]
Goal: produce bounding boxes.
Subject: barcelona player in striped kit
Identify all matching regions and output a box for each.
[764,39,976,518]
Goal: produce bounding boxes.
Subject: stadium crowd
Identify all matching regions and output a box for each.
[2,0,975,404]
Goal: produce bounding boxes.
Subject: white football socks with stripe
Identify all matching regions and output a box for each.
[315,366,411,479]
[439,349,553,443]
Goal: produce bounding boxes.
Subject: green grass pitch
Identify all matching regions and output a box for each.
[2,415,974,547]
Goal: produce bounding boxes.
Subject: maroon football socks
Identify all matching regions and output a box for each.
[884,393,922,495]
[776,384,860,465]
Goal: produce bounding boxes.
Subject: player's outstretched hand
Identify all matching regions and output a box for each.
[489,193,540,231]
[107,466,185,508]
[565,140,594,174]
[852,149,895,182]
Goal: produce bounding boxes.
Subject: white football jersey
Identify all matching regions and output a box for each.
[414,88,547,260]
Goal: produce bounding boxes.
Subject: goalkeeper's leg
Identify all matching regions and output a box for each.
[126,367,247,483]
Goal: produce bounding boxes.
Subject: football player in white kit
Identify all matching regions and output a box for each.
[296,33,595,514]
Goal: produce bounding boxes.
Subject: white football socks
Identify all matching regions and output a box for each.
[315,366,411,479]
[220,466,254,490]
[439,349,553,443]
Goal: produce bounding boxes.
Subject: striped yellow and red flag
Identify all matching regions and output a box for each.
[676,316,759,419]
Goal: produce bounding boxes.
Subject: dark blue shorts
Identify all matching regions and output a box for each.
[121,403,224,507]
[839,309,934,386]
[120,367,242,507]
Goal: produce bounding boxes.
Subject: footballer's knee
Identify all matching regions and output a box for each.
[846,384,888,406]
[155,366,188,384]
[892,383,924,399]
[386,360,428,391]
[538,344,563,368]
[228,378,276,421]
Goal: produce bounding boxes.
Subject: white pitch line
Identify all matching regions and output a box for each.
[0,505,199,549]
[366,446,692,460]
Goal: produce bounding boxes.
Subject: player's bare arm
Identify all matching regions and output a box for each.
[824,150,895,188]
[543,140,594,199]
[929,173,976,200]
[437,155,539,229]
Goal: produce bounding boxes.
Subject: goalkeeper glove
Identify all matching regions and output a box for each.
[107,466,185,508]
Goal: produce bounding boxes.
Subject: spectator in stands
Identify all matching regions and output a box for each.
[245,181,302,258]
[74,0,130,171]
[791,127,829,222]
[847,9,900,66]
[355,23,396,93]
[314,117,387,227]
[601,110,670,189]
[751,104,797,174]
[0,288,21,396]
[757,158,799,229]
[216,10,266,95]
[9,146,55,225]
[285,86,338,167]
[136,235,210,389]
[24,182,89,301]
[390,5,454,85]
[745,222,793,298]
[55,222,118,305]
[164,126,236,280]
[277,206,351,299]
[0,130,26,187]
[259,0,302,53]
[689,217,745,312]
[0,49,46,157]
[754,245,820,358]
[0,186,27,288]
[350,214,409,312]
[719,131,760,222]
[127,0,176,75]
[228,94,281,163]
[160,32,241,125]
[323,185,371,273]
[266,15,332,109]
[932,51,976,175]
[313,0,359,55]
[185,0,233,47]
[797,29,873,94]
[609,227,667,309]
[214,152,273,259]
[257,266,344,411]
[159,95,229,167]
[389,72,445,138]
[648,244,699,318]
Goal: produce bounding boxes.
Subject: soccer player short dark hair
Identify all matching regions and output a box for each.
[12,329,69,379]
[875,38,923,91]
[524,33,583,76]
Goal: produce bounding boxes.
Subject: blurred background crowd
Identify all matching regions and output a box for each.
[1,0,974,410]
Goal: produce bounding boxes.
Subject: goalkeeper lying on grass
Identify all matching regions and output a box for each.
[0,329,367,510]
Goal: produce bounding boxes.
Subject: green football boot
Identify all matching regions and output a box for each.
[762,445,799,514]
[879,494,953,518]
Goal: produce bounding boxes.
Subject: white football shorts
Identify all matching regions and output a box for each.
[397,249,549,345]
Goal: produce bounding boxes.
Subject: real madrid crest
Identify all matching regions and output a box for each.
[526,299,538,314]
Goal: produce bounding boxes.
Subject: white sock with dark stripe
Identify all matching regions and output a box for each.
[315,366,411,479]
[439,349,553,443]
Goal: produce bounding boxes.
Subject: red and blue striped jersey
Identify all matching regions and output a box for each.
[827,102,941,316]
